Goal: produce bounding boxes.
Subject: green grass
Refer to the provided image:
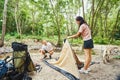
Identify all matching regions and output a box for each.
[2,34,120,45]
[94,37,120,45]
[113,56,120,59]
[111,40,120,45]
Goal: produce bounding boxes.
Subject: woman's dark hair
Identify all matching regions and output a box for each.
[76,16,86,26]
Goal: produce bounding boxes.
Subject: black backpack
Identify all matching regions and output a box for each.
[12,42,27,52]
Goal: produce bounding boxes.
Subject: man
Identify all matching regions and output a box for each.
[40,40,54,59]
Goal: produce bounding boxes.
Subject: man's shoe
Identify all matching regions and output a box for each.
[49,55,52,59]
[43,55,47,59]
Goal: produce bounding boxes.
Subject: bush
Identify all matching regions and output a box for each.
[15,34,21,39]
[111,40,120,45]
[70,38,82,46]
[94,37,108,44]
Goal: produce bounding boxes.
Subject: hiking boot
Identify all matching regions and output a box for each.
[55,57,59,61]
[79,68,90,74]
[43,55,47,59]
[49,55,52,59]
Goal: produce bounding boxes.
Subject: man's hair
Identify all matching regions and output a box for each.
[41,40,47,44]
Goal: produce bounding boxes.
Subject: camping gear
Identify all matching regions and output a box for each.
[0,42,42,80]
[43,39,99,80]
[0,56,13,79]
[43,40,81,80]
[11,42,42,80]
[12,42,36,73]
[0,60,8,78]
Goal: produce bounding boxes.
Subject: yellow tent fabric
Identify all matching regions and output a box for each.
[50,40,80,79]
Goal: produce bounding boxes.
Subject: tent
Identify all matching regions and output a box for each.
[43,40,82,80]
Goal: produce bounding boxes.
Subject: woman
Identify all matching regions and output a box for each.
[67,16,94,74]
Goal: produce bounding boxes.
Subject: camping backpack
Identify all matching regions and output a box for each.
[11,42,41,80]
[12,42,28,52]
[12,42,36,72]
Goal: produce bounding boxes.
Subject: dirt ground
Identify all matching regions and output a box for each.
[28,51,120,80]
[0,42,120,80]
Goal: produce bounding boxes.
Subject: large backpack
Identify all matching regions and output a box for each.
[12,42,36,72]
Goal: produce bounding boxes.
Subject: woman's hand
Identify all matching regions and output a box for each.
[67,36,71,39]
[67,32,81,39]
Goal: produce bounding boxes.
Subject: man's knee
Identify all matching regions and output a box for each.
[40,50,45,54]
[49,50,54,55]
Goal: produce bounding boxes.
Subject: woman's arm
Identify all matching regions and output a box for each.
[67,32,81,39]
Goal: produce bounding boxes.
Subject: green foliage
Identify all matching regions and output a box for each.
[0,0,120,45]
[69,38,83,46]
[94,37,109,44]
[0,0,4,32]
[15,34,21,39]
[111,40,120,45]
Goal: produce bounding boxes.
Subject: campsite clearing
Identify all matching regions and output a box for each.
[0,45,120,80]
[29,51,120,80]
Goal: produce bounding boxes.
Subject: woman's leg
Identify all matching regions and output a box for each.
[84,49,92,70]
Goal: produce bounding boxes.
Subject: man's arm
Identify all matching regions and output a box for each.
[48,42,54,51]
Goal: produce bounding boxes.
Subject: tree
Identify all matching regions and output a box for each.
[49,0,61,46]
[82,0,85,19]
[0,0,119,45]
[0,0,8,47]
[14,0,22,35]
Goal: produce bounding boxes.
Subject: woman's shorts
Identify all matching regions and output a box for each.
[83,39,94,49]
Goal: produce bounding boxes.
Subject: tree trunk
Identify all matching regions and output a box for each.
[14,0,22,36]
[56,11,61,46]
[109,9,120,42]
[49,0,61,47]
[91,0,105,38]
[82,0,85,19]
[65,9,70,36]
[90,0,94,31]
[14,0,21,35]
[103,0,109,37]
[0,0,8,47]
[15,2,19,34]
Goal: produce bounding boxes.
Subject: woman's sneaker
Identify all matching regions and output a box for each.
[87,68,91,72]
[79,68,91,74]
